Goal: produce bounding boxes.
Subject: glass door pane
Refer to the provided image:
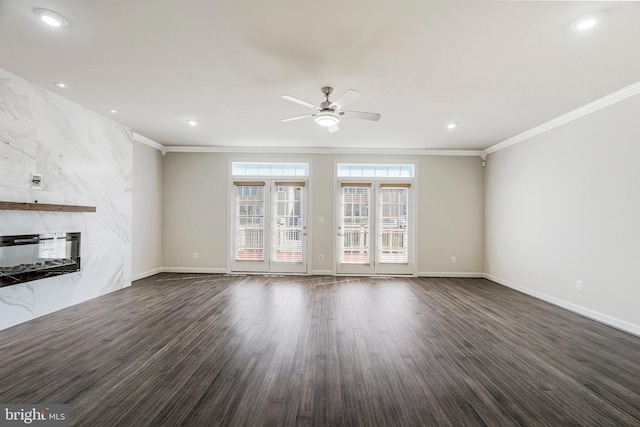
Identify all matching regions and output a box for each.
[342,186,370,263]
[270,182,307,273]
[272,186,302,262]
[231,184,268,272]
[336,184,374,275]
[235,185,264,260]
[375,184,412,275]
[378,188,408,263]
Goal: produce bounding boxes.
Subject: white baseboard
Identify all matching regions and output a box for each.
[418,271,484,278]
[163,267,227,274]
[131,267,163,281]
[310,270,333,276]
[484,273,640,338]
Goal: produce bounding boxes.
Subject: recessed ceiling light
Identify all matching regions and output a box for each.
[54,82,68,88]
[187,119,198,126]
[108,109,118,114]
[446,123,457,129]
[34,8,69,28]
[573,15,598,31]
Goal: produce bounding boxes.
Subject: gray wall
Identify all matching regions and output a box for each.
[162,152,229,271]
[485,94,640,333]
[132,141,163,279]
[161,152,485,275]
[419,155,484,274]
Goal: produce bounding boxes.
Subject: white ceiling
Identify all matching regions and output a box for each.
[1,0,639,151]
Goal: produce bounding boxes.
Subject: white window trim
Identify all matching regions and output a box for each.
[227,157,313,275]
[332,160,418,276]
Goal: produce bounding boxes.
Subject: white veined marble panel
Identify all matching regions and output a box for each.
[0,282,35,330]
[0,67,133,331]
[0,116,37,190]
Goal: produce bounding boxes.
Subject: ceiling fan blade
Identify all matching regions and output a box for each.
[282,114,314,122]
[329,89,361,110]
[281,95,320,110]
[340,110,381,121]
[328,124,340,133]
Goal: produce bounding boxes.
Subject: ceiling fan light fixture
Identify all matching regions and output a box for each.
[34,8,68,28]
[314,112,340,127]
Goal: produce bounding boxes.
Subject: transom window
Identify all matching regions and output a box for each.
[337,163,414,178]
[232,162,309,177]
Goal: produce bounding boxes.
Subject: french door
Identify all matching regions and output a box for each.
[336,181,413,275]
[230,180,307,273]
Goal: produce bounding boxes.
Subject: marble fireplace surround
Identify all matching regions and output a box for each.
[0,67,133,331]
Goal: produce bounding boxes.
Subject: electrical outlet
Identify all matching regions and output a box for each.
[451,256,457,263]
[318,254,324,261]
[31,173,42,190]
[576,280,582,291]
[193,252,198,259]
[318,216,324,223]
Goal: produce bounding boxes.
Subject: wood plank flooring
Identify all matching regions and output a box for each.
[0,274,639,426]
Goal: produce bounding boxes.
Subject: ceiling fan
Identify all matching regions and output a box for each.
[281,87,381,133]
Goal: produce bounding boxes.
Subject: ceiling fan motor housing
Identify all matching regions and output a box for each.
[321,86,334,97]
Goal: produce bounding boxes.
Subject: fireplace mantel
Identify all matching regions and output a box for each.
[0,201,96,213]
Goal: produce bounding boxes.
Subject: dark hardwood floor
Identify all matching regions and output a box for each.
[0,274,639,426]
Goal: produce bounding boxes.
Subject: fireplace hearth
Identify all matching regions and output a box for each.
[0,233,81,287]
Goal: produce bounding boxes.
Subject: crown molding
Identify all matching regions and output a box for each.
[482,80,640,157]
[132,132,165,152]
[129,133,481,156]
[163,145,482,156]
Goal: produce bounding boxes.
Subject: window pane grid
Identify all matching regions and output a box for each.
[232,162,309,177]
[235,186,264,261]
[337,163,414,178]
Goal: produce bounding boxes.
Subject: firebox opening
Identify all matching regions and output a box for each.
[0,232,81,287]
